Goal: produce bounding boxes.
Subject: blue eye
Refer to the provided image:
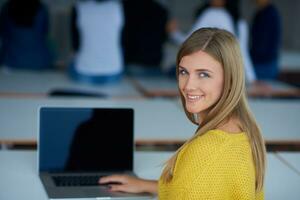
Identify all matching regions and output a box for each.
[179,69,188,75]
[199,72,210,78]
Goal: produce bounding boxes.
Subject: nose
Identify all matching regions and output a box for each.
[184,75,197,91]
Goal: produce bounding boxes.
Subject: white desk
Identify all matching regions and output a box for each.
[173,98,300,143]
[264,154,300,199]
[0,150,170,200]
[0,97,196,145]
[1,97,300,147]
[1,151,299,200]
[276,152,300,174]
[280,51,300,72]
[248,99,300,142]
[0,69,140,97]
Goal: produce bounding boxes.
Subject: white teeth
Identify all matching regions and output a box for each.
[187,95,202,100]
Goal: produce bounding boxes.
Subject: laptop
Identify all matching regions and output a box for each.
[38,107,152,199]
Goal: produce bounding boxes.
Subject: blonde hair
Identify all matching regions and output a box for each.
[161,28,266,192]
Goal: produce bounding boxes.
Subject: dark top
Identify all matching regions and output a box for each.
[121,0,168,67]
[70,6,79,52]
[250,4,281,63]
[0,2,53,69]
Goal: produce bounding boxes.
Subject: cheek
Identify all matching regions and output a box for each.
[178,77,186,91]
[213,81,224,99]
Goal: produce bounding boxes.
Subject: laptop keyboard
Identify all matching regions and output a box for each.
[52,175,103,186]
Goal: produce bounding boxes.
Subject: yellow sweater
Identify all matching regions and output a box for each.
[158,129,264,200]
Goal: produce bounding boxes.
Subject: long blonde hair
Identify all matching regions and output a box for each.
[161,28,266,192]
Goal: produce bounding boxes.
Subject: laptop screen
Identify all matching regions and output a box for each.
[39,107,134,173]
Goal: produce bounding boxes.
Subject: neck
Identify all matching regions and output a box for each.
[197,111,208,125]
[217,117,242,134]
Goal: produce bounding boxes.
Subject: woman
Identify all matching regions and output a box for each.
[250,0,281,80]
[169,0,256,84]
[122,0,170,76]
[99,28,266,199]
[0,0,53,70]
[70,0,124,84]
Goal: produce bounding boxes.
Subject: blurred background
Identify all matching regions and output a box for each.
[0,1,300,199]
[0,0,299,72]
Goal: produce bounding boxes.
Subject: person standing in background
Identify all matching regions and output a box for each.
[168,0,257,85]
[0,0,53,70]
[121,0,170,76]
[250,0,281,80]
[70,0,124,84]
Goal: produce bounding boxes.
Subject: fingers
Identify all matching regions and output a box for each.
[108,184,129,193]
[98,174,128,184]
[99,175,143,193]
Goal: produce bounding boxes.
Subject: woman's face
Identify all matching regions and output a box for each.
[178,50,224,120]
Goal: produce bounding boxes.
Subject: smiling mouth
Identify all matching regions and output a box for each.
[186,94,204,102]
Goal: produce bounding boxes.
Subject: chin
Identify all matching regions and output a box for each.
[185,105,201,114]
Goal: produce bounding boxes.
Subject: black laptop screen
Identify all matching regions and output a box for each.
[39,107,134,172]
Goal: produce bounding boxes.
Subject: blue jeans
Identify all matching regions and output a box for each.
[254,60,279,80]
[69,63,123,85]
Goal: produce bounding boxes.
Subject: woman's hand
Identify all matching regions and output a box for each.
[99,174,158,194]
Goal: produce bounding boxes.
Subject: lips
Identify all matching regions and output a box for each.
[186,94,204,102]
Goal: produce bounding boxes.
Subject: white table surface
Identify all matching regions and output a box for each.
[1,97,300,144]
[0,97,196,143]
[280,51,300,71]
[0,150,299,200]
[276,152,300,172]
[264,153,300,199]
[0,150,170,200]
[173,98,300,142]
[248,99,300,141]
[0,69,140,97]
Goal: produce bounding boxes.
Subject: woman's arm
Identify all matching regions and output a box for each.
[99,174,158,194]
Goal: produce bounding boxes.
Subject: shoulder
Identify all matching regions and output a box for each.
[174,130,247,176]
[185,129,233,152]
[262,4,280,19]
[199,8,232,24]
[196,8,234,33]
[267,4,280,14]
[174,130,257,199]
[201,8,231,18]
[187,129,247,147]
[209,130,255,184]
[179,129,253,172]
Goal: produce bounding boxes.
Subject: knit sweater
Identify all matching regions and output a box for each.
[158,129,264,199]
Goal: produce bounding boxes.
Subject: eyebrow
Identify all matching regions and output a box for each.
[178,66,214,73]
